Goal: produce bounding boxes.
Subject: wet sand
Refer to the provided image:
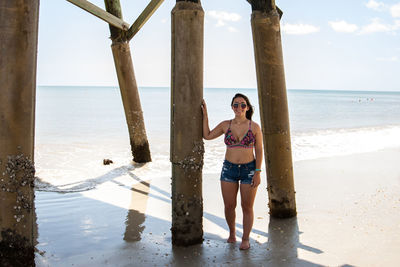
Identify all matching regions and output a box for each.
[34,148,400,266]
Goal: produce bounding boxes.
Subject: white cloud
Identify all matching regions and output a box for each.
[359,18,393,34]
[329,20,359,33]
[228,27,238,33]
[376,56,398,61]
[366,0,385,11]
[395,20,400,29]
[282,23,320,35]
[206,10,241,32]
[207,10,241,27]
[216,20,225,27]
[390,3,400,17]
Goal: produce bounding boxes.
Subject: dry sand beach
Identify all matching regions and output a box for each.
[34,147,400,267]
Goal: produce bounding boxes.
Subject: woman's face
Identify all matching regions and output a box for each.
[231,97,249,117]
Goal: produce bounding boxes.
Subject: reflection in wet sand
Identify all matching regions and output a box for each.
[266,217,323,266]
[124,181,150,242]
[33,147,400,266]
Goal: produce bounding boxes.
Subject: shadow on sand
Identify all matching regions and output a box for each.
[33,164,353,266]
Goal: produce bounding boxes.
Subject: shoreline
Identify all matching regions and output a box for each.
[34,148,400,266]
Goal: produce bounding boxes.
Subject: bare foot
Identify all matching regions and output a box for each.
[227,236,236,243]
[239,239,250,250]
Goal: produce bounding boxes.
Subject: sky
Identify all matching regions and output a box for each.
[37,0,400,91]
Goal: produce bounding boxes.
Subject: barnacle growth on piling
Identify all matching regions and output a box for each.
[175,140,204,172]
[0,153,35,266]
[1,154,35,222]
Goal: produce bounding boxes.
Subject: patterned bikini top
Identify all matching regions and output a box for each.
[224,120,256,149]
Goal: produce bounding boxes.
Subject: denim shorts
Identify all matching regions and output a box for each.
[220,160,256,184]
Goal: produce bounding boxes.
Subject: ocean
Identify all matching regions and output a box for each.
[34,86,400,192]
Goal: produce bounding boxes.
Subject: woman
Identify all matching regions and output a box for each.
[201,93,263,250]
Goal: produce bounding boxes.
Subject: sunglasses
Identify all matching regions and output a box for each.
[233,103,247,109]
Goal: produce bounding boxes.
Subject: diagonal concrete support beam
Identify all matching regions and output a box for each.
[126,0,165,40]
[104,0,152,163]
[66,0,130,30]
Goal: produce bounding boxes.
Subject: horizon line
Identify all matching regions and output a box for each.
[37,85,400,93]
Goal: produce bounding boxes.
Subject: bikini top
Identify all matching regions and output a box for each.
[224,120,256,149]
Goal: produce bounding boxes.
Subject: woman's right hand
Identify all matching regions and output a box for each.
[201,99,207,117]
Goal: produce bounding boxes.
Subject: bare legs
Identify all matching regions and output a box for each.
[221,181,257,249]
[221,181,239,243]
[239,183,257,250]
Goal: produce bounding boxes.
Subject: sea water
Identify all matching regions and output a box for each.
[34,86,400,192]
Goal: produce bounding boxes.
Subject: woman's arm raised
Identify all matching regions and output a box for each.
[201,99,225,140]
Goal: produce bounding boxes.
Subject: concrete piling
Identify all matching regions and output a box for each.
[170,1,204,246]
[251,6,297,218]
[0,0,39,265]
[105,0,151,163]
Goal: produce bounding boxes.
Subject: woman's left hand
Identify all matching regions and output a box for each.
[251,172,261,188]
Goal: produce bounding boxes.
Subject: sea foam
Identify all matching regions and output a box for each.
[35,124,400,192]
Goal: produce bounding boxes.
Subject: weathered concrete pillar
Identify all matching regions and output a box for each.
[170,0,204,246]
[105,0,151,163]
[250,4,297,218]
[0,0,39,265]
[111,43,151,163]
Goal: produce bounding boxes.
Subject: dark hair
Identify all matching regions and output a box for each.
[231,93,254,120]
